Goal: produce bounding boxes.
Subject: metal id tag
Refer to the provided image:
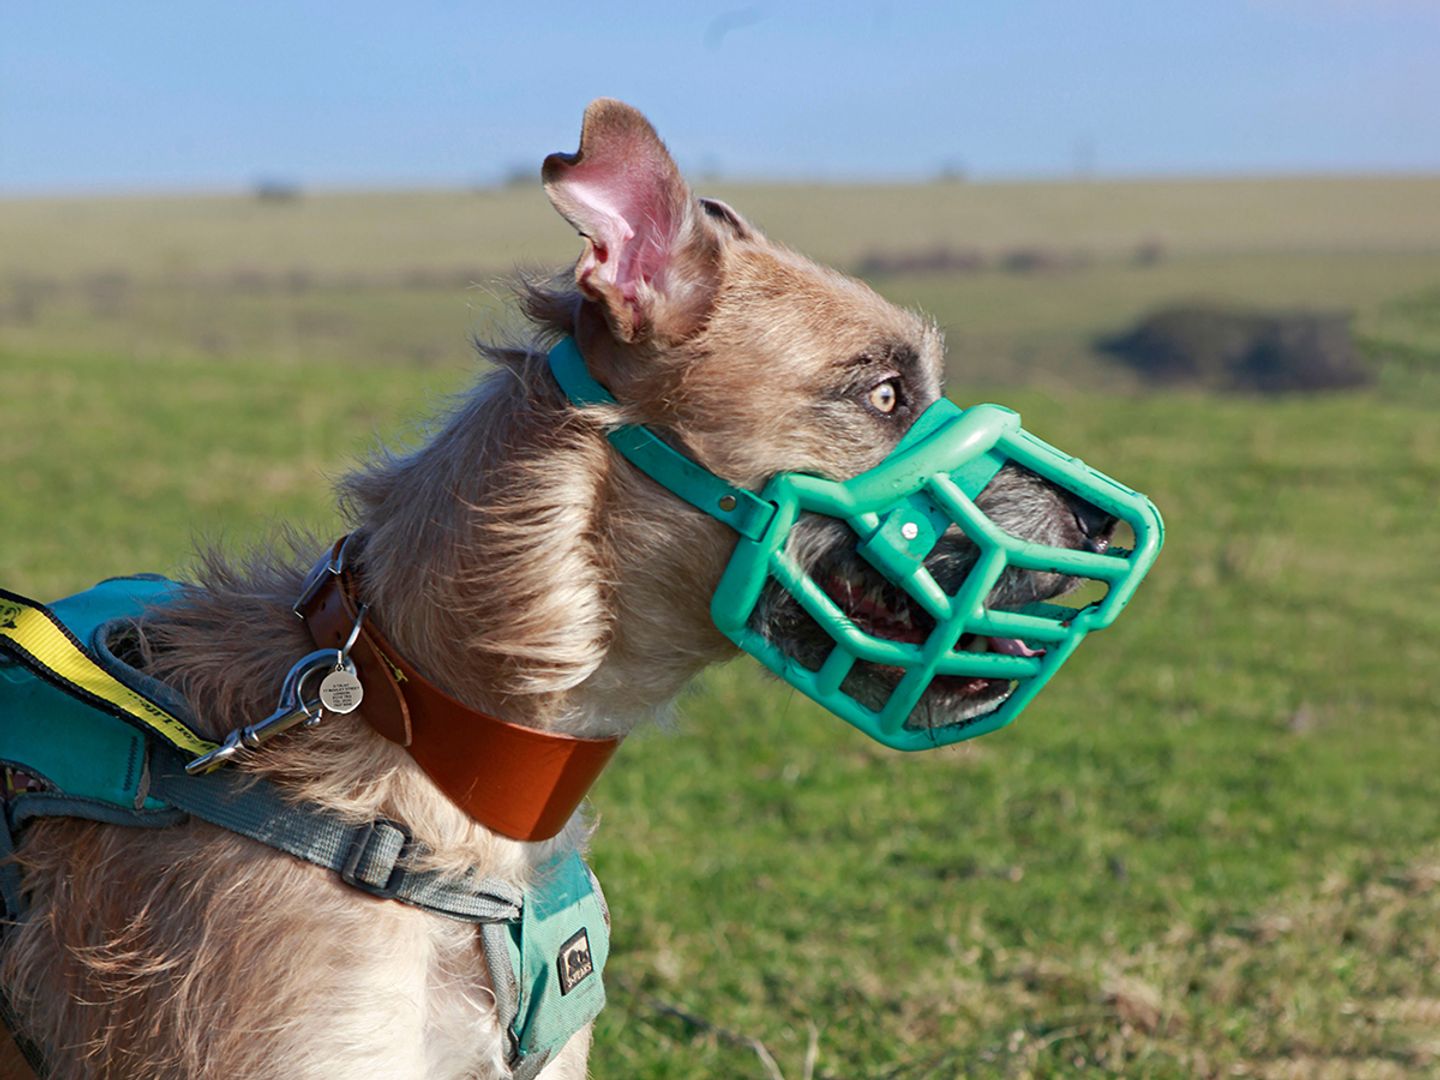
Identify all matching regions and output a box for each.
[318,668,364,714]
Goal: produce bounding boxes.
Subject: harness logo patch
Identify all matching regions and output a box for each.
[0,601,20,631]
[557,927,594,995]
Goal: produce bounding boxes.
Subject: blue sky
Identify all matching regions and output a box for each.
[3,1,1438,194]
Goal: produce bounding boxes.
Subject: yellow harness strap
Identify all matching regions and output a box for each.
[0,589,215,759]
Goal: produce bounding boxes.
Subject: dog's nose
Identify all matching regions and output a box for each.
[1067,495,1118,553]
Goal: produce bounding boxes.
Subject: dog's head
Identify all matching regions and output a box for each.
[541,100,1137,736]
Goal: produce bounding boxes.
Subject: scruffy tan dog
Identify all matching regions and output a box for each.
[1,100,1108,1079]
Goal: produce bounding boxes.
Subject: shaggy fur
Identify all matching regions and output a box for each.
[0,99,1105,1078]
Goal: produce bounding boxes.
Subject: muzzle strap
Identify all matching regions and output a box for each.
[547,339,777,542]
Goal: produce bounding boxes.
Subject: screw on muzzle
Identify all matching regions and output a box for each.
[547,338,1164,750]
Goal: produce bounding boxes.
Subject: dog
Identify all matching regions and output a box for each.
[0,98,1115,1079]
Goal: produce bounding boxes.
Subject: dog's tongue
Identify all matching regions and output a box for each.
[987,636,1045,657]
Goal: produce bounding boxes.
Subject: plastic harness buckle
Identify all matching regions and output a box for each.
[339,817,414,901]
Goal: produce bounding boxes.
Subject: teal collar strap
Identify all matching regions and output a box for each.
[547,338,777,542]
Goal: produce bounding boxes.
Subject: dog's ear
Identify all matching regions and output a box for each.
[544,99,719,343]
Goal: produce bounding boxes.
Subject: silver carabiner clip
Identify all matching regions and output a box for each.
[186,649,357,774]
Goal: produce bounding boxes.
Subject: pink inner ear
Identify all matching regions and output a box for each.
[561,155,678,303]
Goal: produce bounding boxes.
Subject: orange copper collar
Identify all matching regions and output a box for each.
[295,537,620,842]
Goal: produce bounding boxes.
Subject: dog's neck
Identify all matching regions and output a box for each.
[138,341,737,874]
[340,350,736,743]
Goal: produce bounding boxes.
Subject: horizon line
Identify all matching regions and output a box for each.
[3,167,1439,203]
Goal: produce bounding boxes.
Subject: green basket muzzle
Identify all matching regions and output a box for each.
[548,338,1164,751]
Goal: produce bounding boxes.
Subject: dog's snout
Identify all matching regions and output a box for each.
[1066,494,1118,553]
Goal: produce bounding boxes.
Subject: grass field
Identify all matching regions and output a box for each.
[2,178,1439,1077]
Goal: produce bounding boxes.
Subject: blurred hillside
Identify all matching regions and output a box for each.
[2,177,1439,392]
[7,176,1440,276]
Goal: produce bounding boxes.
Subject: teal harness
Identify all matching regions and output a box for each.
[0,576,607,1079]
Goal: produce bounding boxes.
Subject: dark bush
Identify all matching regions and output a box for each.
[253,179,302,203]
[997,247,1089,275]
[81,270,133,318]
[1132,238,1166,266]
[855,246,986,277]
[855,244,1090,278]
[1,277,61,324]
[1098,304,1372,393]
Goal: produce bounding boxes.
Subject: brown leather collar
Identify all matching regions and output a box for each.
[294,537,621,842]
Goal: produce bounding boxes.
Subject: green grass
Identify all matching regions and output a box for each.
[2,178,1439,1077]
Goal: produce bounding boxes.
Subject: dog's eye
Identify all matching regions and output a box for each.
[865,379,900,415]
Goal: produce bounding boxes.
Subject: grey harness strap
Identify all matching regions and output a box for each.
[146,747,523,923]
[1,750,522,927]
